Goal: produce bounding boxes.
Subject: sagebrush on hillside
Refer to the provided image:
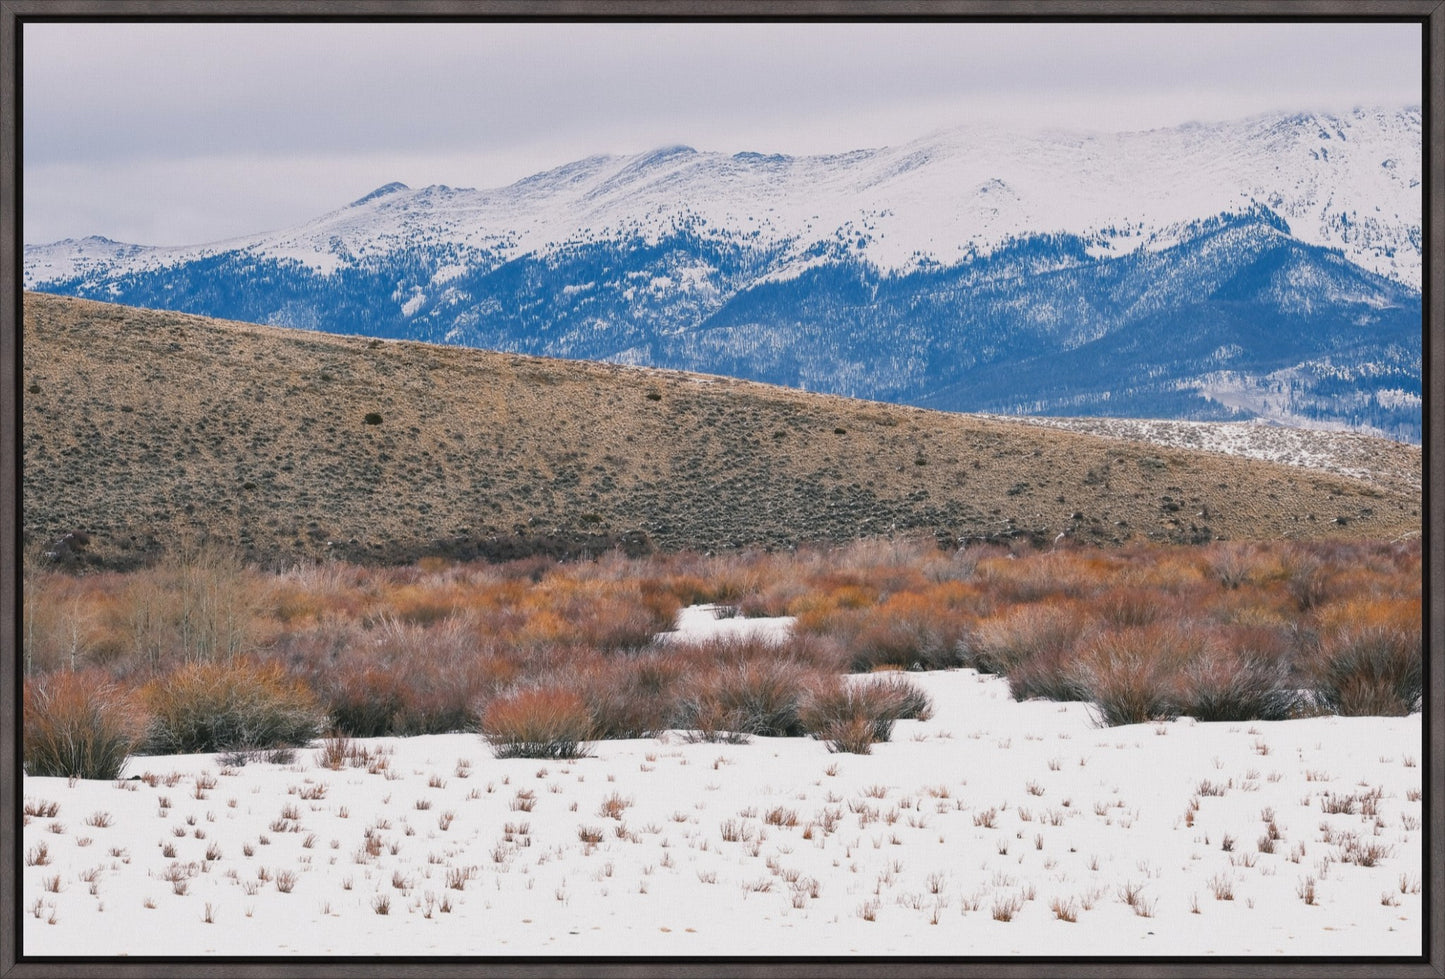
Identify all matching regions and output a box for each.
[22,293,1421,570]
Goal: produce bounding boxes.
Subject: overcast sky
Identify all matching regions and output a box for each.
[24,20,1421,246]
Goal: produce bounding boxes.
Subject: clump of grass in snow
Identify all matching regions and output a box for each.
[482,687,594,760]
[800,674,933,754]
[674,646,820,739]
[23,670,147,780]
[142,659,320,754]
[1305,623,1421,717]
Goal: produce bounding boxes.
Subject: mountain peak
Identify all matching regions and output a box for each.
[350,182,411,207]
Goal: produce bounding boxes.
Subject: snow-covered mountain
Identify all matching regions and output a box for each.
[25,106,1423,441]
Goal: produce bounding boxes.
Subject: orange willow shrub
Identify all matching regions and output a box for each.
[1120,546,1212,593]
[1306,623,1422,717]
[1205,587,1296,630]
[509,574,676,651]
[968,598,1097,703]
[23,669,149,779]
[974,549,1108,603]
[800,673,935,753]
[1315,596,1421,635]
[268,560,383,625]
[1203,541,1273,590]
[1068,622,1206,726]
[1175,645,1302,722]
[637,577,691,627]
[482,686,595,759]
[142,659,321,754]
[627,549,779,608]
[1299,594,1421,716]
[675,658,820,740]
[790,583,881,643]
[564,650,689,739]
[300,614,517,737]
[1092,585,1173,629]
[382,582,466,627]
[968,601,1093,677]
[322,665,411,738]
[825,586,978,672]
[669,634,842,739]
[565,580,677,650]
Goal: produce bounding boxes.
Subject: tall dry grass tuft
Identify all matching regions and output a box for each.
[673,638,831,739]
[800,674,934,754]
[482,686,595,759]
[23,670,148,779]
[143,659,321,754]
[1306,624,1422,717]
[1070,623,1202,726]
[1175,644,1301,722]
[968,603,1090,680]
[833,588,974,672]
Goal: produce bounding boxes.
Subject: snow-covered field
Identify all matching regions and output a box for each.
[20,610,1424,959]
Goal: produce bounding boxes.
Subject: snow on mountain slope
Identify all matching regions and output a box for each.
[24,106,1422,290]
[980,414,1422,499]
[22,236,159,286]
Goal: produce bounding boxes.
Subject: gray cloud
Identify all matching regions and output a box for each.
[23,21,1420,244]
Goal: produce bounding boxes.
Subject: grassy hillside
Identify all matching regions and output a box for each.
[21,293,1421,569]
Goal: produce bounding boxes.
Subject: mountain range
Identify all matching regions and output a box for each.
[24,107,1423,442]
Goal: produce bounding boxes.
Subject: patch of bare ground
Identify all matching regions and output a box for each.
[22,293,1421,569]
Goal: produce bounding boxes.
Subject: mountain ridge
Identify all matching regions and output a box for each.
[24,107,1422,441]
[27,106,1421,285]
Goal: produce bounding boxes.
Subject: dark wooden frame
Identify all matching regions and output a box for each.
[1,2,1440,977]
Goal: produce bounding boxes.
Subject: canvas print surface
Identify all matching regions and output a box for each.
[16,17,1426,962]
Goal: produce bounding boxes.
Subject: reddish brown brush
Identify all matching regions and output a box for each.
[800,673,934,753]
[142,658,320,754]
[20,536,1423,747]
[482,686,595,759]
[23,669,148,779]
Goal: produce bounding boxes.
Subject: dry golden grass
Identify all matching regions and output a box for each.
[22,292,1420,569]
